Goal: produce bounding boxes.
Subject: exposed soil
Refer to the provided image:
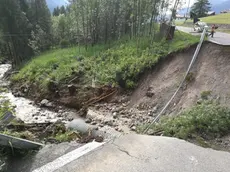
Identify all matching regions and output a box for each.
[7,42,230,151]
[84,42,230,152]
[129,43,230,114]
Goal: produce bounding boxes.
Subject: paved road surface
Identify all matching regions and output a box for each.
[7,142,83,172]
[9,126,121,172]
[177,26,230,46]
[31,134,230,172]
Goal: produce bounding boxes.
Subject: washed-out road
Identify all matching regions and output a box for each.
[15,134,230,172]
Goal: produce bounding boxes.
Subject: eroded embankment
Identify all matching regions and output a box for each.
[130,43,230,114]
[8,43,230,134]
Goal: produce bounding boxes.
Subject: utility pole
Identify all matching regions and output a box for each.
[185,0,191,20]
[169,0,180,24]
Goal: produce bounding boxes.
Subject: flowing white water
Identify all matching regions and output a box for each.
[0,64,70,123]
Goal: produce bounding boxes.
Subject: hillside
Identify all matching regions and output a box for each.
[199,13,230,24]
[2,0,230,170]
[212,0,230,13]
[176,13,230,25]
[11,32,199,106]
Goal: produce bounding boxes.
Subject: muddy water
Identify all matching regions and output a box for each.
[0,64,74,123]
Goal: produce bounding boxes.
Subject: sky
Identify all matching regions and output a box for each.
[177,0,229,15]
[47,0,68,7]
[183,0,195,8]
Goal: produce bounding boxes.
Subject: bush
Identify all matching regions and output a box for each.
[200,90,212,100]
[0,99,15,120]
[59,39,70,48]
[185,72,195,83]
[145,101,230,140]
[126,80,136,89]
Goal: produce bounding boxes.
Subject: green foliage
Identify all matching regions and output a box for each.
[0,98,15,120]
[0,87,8,93]
[52,14,70,45]
[29,25,50,54]
[53,6,60,16]
[180,13,230,25]
[59,39,70,48]
[191,0,211,18]
[0,0,52,67]
[54,131,80,142]
[0,0,34,66]
[60,5,66,15]
[0,130,35,140]
[185,72,194,83]
[12,32,199,93]
[200,90,212,100]
[61,0,171,46]
[145,101,230,140]
[199,13,230,24]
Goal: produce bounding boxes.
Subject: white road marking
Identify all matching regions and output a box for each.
[32,141,105,172]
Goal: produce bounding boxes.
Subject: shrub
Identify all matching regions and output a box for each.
[144,101,230,140]
[59,39,70,48]
[200,90,212,100]
[185,72,195,83]
[126,80,136,89]
[0,99,15,120]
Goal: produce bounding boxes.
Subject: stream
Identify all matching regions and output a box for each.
[0,64,117,172]
[0,64,75,124]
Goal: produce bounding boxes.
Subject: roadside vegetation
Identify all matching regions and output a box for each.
[0,98,14,121]
[12,31,199,94]
[139,100,230,146]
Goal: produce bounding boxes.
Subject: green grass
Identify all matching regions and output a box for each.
[140,101,230,140]
[175,20,190,26]
[176,13,230,25]
[0,130,35,140]
[0,98,14,120]
[0,87,8,93]
[199,13,230,24]
[54,131,80,142]
[12,32,199,93]
[200,90,212,100]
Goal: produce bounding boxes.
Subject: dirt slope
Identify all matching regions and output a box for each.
[129,42,230,114]
[87,43,230,133]
[177,44,230,108]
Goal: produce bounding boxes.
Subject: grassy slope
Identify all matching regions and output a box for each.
[139,101,230,140]
[200,13,230,24]
[176,13,230,25]
[12,32,199,94]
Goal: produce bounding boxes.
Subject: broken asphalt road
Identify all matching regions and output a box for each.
[46,134,230,172]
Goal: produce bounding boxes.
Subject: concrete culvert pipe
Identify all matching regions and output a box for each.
[65,119,98,137]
